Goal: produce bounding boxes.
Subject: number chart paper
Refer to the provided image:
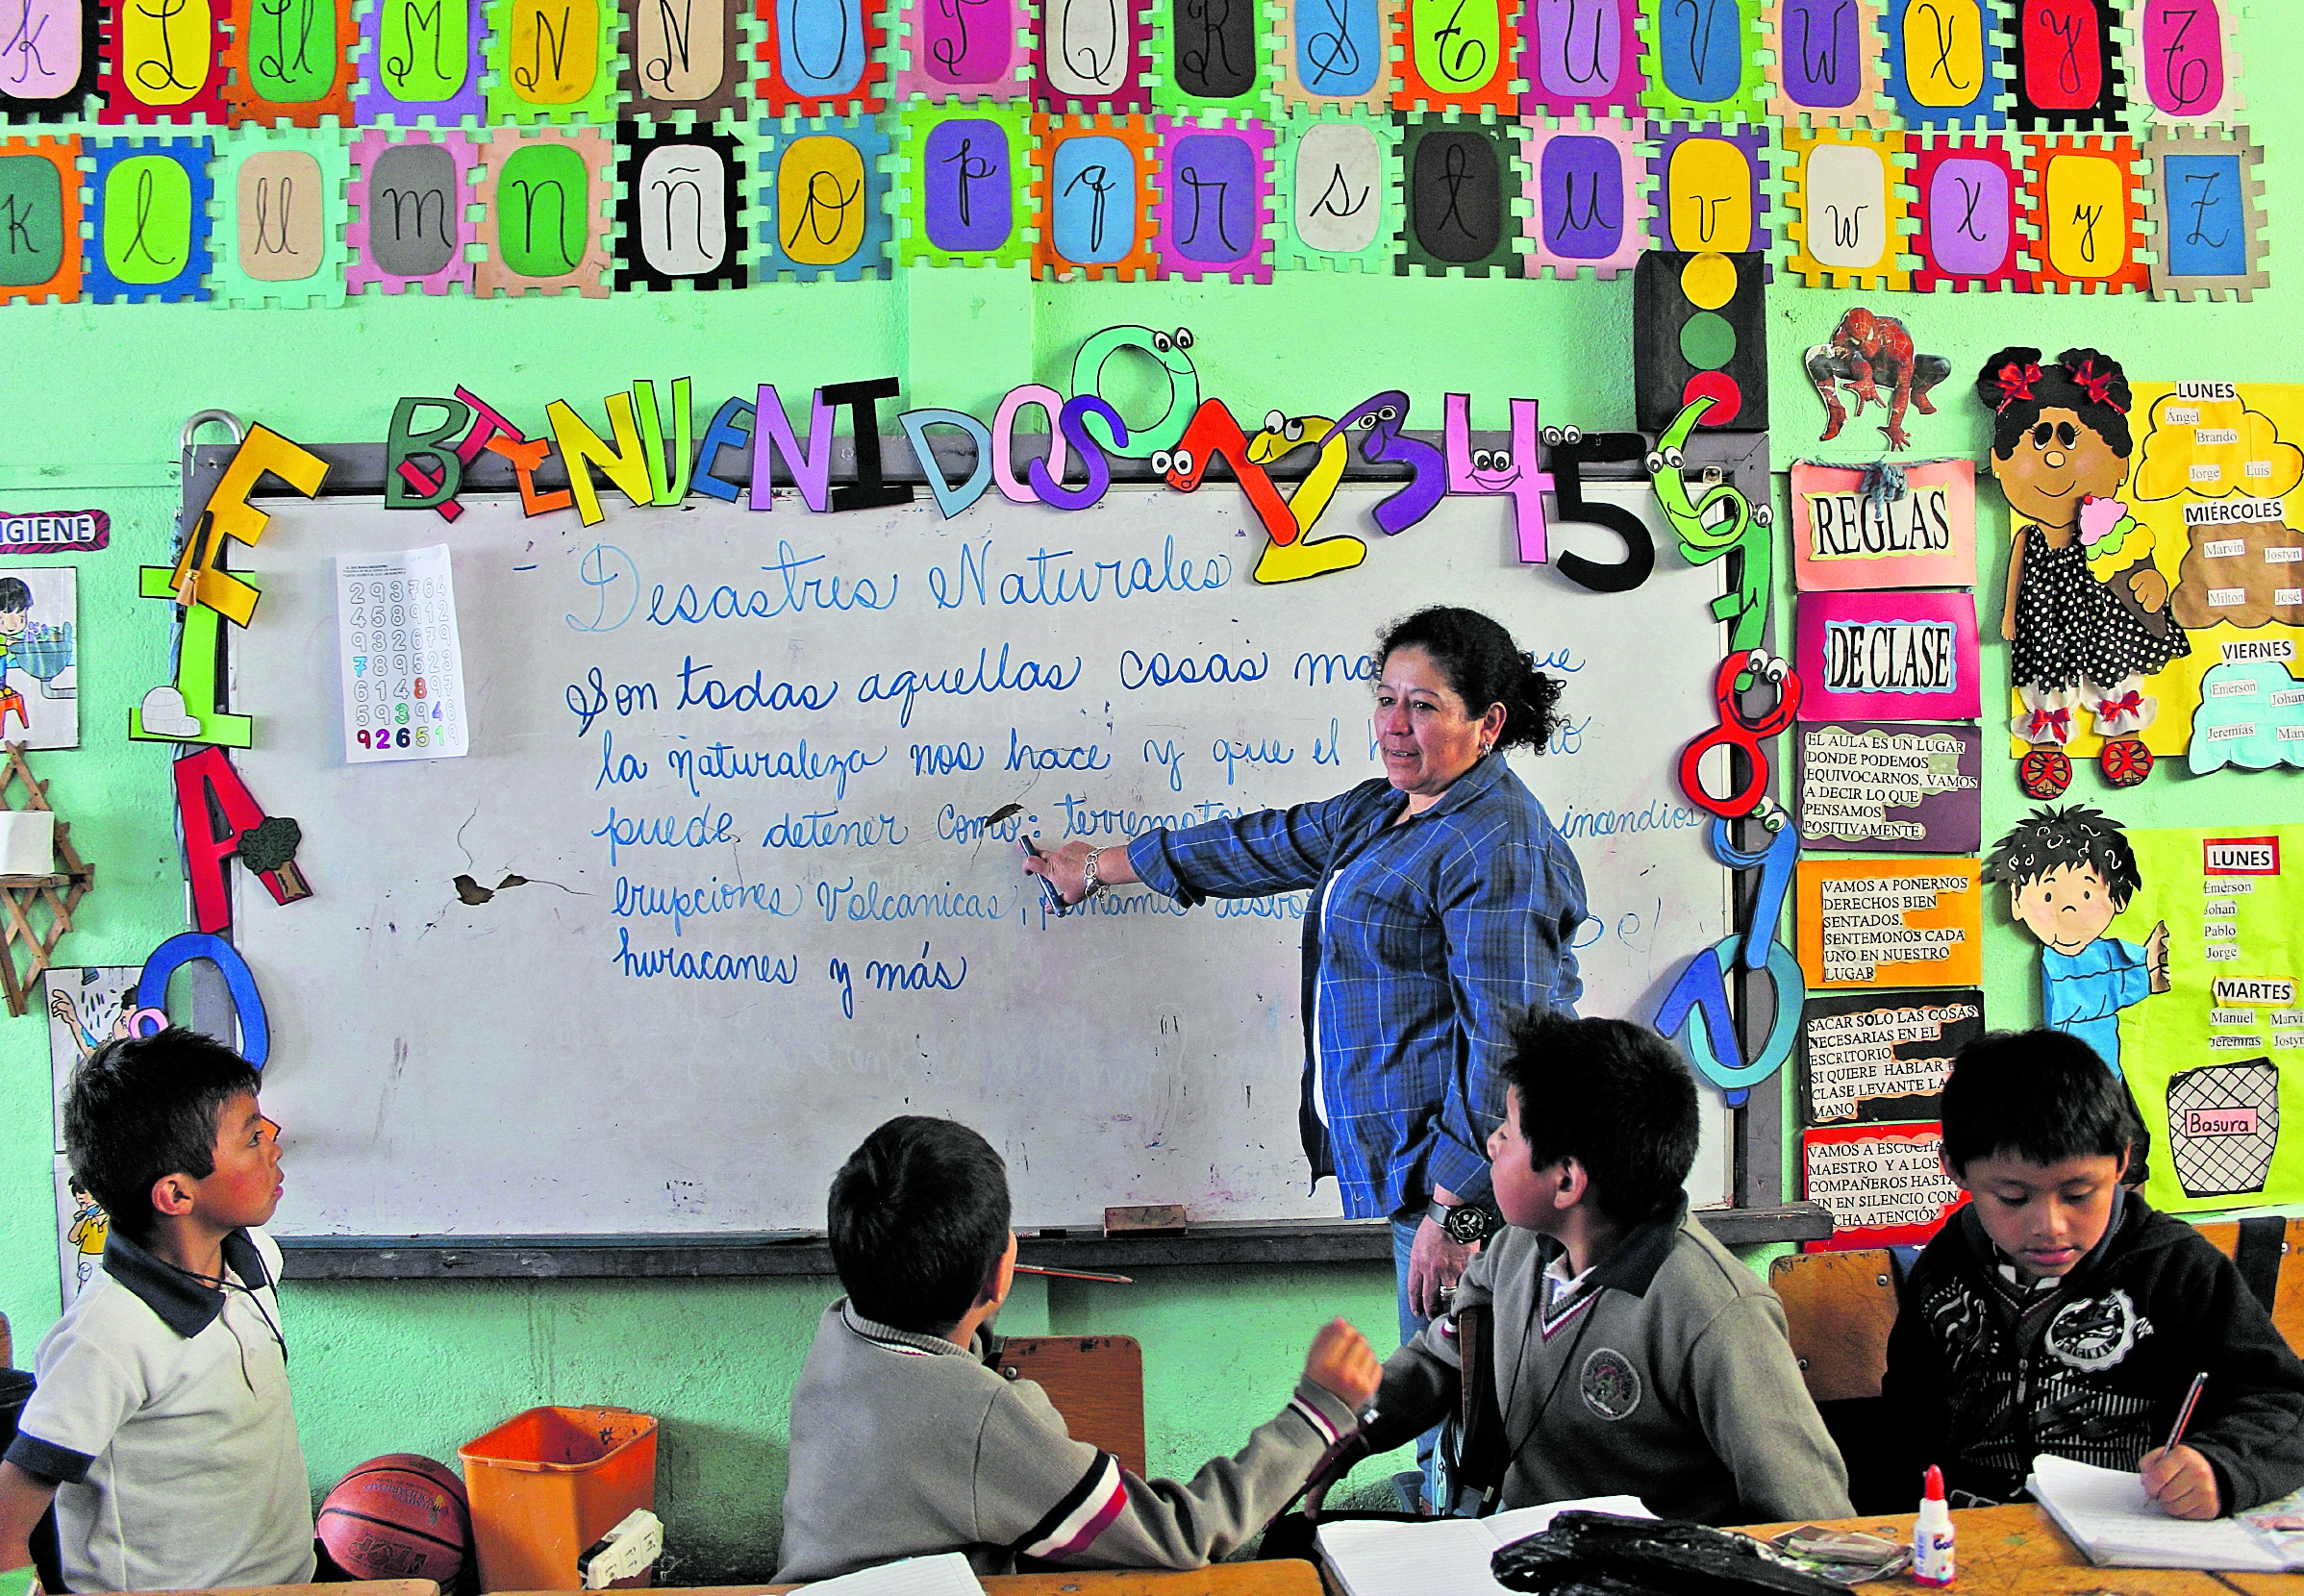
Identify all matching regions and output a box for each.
[334,546,469,761]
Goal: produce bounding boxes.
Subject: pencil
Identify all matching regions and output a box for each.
[2162,1370,2209,1455]
[1014,1264,1134,1284]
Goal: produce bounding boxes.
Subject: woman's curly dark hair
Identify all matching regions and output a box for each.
[1375,606,1563,754]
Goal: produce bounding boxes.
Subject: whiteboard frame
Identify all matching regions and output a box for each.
[174,425,1830,1275]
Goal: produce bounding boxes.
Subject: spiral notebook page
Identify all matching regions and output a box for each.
[2029,1454,2290,1571]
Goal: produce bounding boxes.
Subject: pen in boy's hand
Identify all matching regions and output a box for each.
[2163,1371,2209,1456]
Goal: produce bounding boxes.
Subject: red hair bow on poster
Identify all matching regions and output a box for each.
[1994,360,2043,411]
[2069,358,2126,412]
[2096,689,2144,718]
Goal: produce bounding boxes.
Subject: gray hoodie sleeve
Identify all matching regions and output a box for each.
[1683,1292,1853,1524]
[1363,1240,1497,1458]
[969,1374,1357,1569]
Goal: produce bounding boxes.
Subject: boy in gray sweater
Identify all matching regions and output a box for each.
[776,1116,1380,1581]
[1364,1010,1852,1524]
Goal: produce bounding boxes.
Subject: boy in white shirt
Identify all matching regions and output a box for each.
[0,1028,313,1592]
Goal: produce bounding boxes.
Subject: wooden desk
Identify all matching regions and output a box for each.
[495,1562,1322,1596]
[119,1584,439,1596]
[1738,1505,2249,1594]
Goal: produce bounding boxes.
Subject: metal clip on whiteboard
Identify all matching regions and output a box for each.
[175,411,246,555]
[578,1509,663,1589]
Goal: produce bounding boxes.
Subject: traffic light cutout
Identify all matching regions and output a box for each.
[1633,248,1767,435]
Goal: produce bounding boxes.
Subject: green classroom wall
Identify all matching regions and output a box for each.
[4,25,2304,1568]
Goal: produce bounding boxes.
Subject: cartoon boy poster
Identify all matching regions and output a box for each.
[0,567,78,750]
[1985,804,2168,1079]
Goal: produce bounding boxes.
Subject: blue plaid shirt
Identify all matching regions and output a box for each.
[1127,756,1587,1220]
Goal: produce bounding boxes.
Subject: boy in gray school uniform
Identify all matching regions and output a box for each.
[776,1116,1382,1582]
[1364,1010,1852,1525]
[0,1030,313,1593]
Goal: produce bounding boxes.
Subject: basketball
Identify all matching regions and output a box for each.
[319,1454,471,1585]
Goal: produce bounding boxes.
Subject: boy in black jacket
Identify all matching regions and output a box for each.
[1884,1029,2304,1516]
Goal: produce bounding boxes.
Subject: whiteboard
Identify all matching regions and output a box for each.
[230,483,1735,1235]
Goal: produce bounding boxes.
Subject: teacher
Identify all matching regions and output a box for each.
[1024,606,1588,1506]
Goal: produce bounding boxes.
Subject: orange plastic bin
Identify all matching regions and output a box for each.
[459,1406,659,1592]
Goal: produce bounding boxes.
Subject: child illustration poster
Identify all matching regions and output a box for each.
[1985,806,2169,1082]
[0,567,78,749]
[1980,359,2304,790]
[2108,824,2304,1212]
[43,964,142,1301]
[1978,348,2186,798]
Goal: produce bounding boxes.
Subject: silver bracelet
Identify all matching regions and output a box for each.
[1083,846,1104,898]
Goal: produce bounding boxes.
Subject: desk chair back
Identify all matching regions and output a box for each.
[1768,1251,1898,1405]
[2191,1215,2304,1355]
[991,1337,1147,1478]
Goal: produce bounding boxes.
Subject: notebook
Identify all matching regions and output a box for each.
[1316,1495,1654,1596]
[795,1552,985,1596]
[2028,1453,2304,1571]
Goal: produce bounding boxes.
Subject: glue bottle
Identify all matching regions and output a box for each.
[1914,1463,1955,1586]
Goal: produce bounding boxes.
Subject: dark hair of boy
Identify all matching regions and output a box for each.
[1496,1009,1699,1226]
[63,1027,261,1243]
[1940,1029,2135,1175]
[1983,803,2141,907]
[828,1115,1013,1335]
[0,579,30,613]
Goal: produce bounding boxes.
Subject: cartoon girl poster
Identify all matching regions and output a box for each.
[0,566,79,750]
[1975,349,2188,798]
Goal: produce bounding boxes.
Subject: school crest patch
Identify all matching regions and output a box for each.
[2044,1288,2150,1372]
[1580,1347,1640,1420]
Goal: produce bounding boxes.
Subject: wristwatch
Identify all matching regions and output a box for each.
[1083,847,1104,898]
[1426,1198,1492,1246]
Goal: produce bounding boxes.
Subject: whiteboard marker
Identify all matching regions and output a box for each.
[1018,837,1067,917]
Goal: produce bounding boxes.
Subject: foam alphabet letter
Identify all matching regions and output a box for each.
[129,557,251,747]
[173,745,300,934]
[633,377,694,506]
[487,435,576,517]
[169,425,330,629]
[752,385,836,511]
[990,385,1067,506]
[692,396,756,503]
[1028,396,1126,511]
[545,393,652,527]
[822,378,917,513]
[899,408,996,518]
[1442,394,1552,564]
[135,933,270,1069]
[385,397,471,510]
[392,387,531,523]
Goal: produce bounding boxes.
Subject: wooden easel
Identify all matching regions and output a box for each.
[0,741,92,1016]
